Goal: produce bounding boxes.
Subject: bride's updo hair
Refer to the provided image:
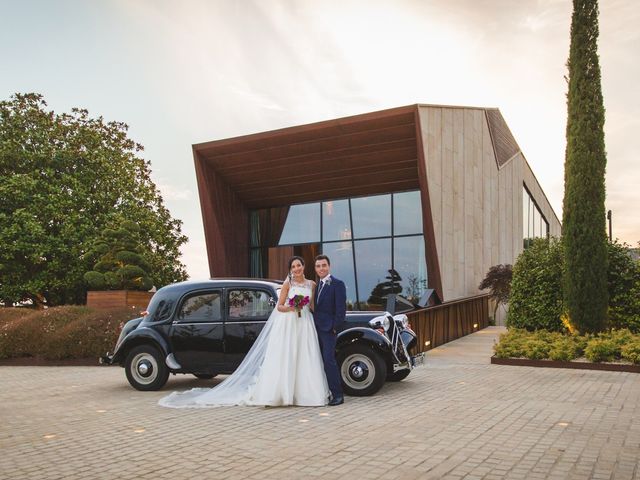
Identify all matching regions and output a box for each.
[288,255,305,271]
[287,256,305,282]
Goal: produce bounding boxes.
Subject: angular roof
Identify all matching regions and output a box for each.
[193,104,522,208]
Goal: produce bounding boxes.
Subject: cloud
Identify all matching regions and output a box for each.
[156,182,192,201]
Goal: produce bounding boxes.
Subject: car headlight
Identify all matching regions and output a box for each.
[393,314,409,329]
[369,315,391,331]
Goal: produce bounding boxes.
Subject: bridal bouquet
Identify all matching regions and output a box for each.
[288,295,310,318]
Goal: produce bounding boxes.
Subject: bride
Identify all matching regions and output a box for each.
[158,256,330,408]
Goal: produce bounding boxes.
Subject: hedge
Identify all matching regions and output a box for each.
[0,306,139,360]
[494,328,640,364]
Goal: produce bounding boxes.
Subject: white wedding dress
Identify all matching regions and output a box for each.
[158,280,330,408]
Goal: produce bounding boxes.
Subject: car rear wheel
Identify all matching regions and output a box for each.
[338,344,387,396]
[125,345,169,391]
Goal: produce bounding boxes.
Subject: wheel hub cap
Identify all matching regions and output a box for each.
[351,363,367,379]
[137,361,152,376]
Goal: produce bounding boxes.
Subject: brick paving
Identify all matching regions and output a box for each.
[1,326,639,479]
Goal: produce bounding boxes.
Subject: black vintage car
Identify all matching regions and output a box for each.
[102,279,424,396]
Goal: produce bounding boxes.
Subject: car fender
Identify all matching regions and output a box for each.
[336,327,392,354]
[111,326,171,365]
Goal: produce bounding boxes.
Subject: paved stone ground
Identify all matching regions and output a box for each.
[1,326,639,480]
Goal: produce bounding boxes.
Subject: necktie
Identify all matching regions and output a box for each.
[317,280,326,301]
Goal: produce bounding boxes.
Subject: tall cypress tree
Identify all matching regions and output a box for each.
[562,0,608,332]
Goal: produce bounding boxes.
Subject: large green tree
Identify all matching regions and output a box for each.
[0,93,188,306]
[562,0,608,332]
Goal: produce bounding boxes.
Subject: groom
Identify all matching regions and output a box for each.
[314,255,346,406]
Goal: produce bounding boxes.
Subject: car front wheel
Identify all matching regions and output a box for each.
[338,344,387,396]
[125,345,169,391]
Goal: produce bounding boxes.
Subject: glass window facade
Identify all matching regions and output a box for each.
[250,190,428,310]
[279,203,321,245]
[523,185,549,248]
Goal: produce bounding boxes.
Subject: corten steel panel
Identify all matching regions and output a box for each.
[194,153,249,278]
[195,106,418,156]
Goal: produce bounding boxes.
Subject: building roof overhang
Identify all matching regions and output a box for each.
[192,105,420,208]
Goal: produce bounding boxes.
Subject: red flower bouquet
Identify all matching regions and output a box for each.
[288,294,310,318]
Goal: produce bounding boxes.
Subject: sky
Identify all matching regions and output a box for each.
[2,0,638,280]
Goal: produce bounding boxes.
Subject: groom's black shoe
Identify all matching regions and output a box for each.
[328,396,344,406]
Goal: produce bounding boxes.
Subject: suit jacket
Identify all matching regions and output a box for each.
[314,276,347,332]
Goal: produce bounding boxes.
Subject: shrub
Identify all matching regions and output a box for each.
[0,306,138,360]
[572,334,591,357]
[524,339,551,360]
[83,220,154,292]
[494,328,640,363]
[584,338,619,362]
[507,237,565,332]
[479,264,512,323]
[609,328,634,347]
[548,337,579,361]
[608,241,640,332]
[507,238,640,334]
[621,340,640,364]
[493,329,529,358]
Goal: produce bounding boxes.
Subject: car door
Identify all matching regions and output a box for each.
[224,288,275,367]
[169,289,225,373]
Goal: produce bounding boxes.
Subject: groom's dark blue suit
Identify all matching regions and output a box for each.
[314,275,345,400]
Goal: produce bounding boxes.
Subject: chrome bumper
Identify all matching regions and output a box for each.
[411,352,425,367]
[99,353,113,365]
[392,352,425,373]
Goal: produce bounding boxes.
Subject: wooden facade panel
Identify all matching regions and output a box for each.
[408,294,489,353]
[196,108,417,156]
[463,109,476,294]
[513,154,524,258]
[87,291,153,310]
[440,109,455,300]
[497,162,507,276]
[238,165,418,198]
[482,116,496,274]
[415,109,444,302]
[196,156,250,277]
[223,143,417,183]
[419,107,443,277]
[210,123,418,172]
[471,109,484,292]
[452,109,465,299]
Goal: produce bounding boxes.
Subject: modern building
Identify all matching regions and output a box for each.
[193,104,561,314]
